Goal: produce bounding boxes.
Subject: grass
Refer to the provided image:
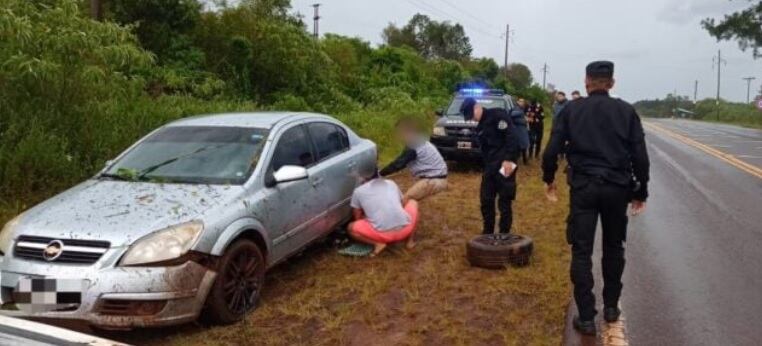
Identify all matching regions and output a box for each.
[114,157,572,346]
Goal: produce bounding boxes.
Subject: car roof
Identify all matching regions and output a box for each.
[166,112,337,129]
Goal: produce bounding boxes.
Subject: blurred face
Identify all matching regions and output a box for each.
[555,93,566,102]
[472,104,484,122]
[517,98,526,108]
[571,92,581,100]
[397,125,417,144]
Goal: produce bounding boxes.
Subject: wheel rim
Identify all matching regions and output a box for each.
[475,234,524,246]
[222,249,262,315]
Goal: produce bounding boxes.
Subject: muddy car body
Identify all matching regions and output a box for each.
[0,112,376,328]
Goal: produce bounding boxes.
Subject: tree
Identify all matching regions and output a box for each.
[106,0,204,67]
[505,63,533,90]
[702,1,762,58]
[383,14,472,60]
[464,57,499,81]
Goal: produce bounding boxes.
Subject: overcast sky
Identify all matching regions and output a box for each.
[290,0,761,103]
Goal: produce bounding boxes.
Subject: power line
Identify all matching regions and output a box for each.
[404,0,501,40]
[433,0,501,31]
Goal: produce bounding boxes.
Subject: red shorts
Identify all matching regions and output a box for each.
[350,201,419,244]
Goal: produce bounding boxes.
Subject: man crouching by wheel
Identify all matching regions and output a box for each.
[380,118,448,202]
[461,98,519,234]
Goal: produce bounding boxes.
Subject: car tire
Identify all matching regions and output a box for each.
[466,233,533,269]
[201,239,265,325]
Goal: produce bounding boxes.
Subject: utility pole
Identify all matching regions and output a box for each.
[312,3,321,39]
[694,80,698,104]
[90,0,102,21]
[541,63,549,90]
[742,77,756,103]
[503,24,510,78]
[713,50,726,120]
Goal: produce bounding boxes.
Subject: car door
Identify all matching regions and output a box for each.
[259,123,325,260]
[307,121,358,231]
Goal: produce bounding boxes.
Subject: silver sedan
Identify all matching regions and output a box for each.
[0,112,376,329]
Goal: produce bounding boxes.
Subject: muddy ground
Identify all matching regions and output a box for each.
[109,161,572,346]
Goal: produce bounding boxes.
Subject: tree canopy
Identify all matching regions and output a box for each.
[702,1,762,58]
[383,14,473,60]
[505,63,533,91]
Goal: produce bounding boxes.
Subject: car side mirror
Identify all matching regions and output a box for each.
[435,108,444,116]
[268,165,308,187]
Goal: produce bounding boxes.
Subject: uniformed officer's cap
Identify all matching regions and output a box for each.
[461,97,477,120]
[586,61,614,78]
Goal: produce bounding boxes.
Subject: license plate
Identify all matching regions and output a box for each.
[12,278,86,313]
[457,141,472,149]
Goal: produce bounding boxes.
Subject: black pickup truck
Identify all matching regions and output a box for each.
[430,89,515,161]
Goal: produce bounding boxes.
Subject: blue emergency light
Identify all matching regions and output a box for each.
[460,88,485,94]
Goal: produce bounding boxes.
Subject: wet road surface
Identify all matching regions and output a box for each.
[566,119,762,345]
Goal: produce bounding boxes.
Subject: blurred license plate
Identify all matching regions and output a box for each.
[457,141,472,149]
[12,278,85,313]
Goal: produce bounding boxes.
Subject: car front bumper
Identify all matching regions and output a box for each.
[0,254,216,329]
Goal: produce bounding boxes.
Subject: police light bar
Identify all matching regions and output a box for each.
[458,88,505,96]
[460,88,485,94]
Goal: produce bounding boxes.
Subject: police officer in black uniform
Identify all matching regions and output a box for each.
[461,98,519,234]
[541,61,650,335]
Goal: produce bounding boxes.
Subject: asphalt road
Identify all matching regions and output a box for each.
[570,119,762,346]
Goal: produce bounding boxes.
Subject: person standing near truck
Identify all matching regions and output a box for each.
[527,101,545,159]
[542,61,650,336]
[461,98,519,235]
[380,119,448,202]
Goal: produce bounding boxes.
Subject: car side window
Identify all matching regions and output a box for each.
[307,122,349,162]
[270,125,315,172]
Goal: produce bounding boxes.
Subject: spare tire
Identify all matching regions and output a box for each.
[467,234,533,269]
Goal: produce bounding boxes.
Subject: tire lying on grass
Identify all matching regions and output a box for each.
[466,234,533,269]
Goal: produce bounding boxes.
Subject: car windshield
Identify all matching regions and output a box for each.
[105,126,268,185]
[445,96,509,116]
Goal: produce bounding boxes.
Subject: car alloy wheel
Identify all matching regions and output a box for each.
[201,239,265,325]
[222,249,263,315]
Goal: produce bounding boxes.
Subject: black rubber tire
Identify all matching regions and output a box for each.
[201,239,265,325]
[466,234,533,269]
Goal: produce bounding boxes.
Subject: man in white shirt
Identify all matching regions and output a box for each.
[348,170,419,257]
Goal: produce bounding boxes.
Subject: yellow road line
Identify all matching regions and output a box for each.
[644,122,762,180]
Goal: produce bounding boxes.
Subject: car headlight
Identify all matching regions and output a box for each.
[119,221,203,266]
[0,213,24,256]
[432,126,446,137]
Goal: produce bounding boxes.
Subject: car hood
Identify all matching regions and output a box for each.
[436,116,479,128]
[15,180,243,247]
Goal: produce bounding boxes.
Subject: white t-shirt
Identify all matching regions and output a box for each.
[350,178,410,232]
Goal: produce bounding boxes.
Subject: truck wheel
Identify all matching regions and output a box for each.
[201,239,265,325]
[466,234,533,269]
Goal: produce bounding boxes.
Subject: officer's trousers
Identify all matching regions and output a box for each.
[480,171,516,234]
[568,178,629,321]
[529,126,543,158]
